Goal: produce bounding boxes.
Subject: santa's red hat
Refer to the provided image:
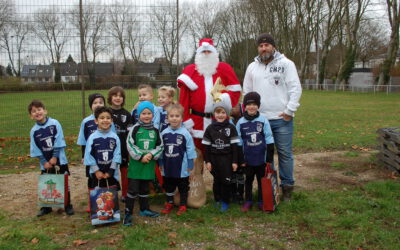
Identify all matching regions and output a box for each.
[196,38,218,54]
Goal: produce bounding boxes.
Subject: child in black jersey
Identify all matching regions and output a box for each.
[108,86,132,202]
[202,102,240,212]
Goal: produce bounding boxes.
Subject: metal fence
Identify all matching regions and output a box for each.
[302,83,400,94]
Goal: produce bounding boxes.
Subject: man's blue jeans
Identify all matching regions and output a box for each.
[269,118,294,186]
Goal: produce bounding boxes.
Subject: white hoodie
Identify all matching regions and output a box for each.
[243,51,302,120]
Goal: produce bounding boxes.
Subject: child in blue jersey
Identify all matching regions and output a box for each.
[28,100,74,217]
[84,106,121,189]
[157,86,176,132]
[236,92,275,212]
[131,84,160,128]
[159,104,197,215]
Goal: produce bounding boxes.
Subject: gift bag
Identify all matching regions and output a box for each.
[261,163,279,212]
[38,171,68,208]
[90,180,120,226]
[174,149,206,208]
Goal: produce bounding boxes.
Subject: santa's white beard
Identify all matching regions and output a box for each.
[195,52,219,76]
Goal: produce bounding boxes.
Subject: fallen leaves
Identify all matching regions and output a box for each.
[31,238,39,244]
[73,239,88,246]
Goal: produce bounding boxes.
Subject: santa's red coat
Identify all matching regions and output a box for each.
[177,62,241,140]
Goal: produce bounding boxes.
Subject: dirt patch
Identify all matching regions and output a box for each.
[0,151,396,219]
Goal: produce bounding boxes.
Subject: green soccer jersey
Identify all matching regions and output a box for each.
[126,124,163,180]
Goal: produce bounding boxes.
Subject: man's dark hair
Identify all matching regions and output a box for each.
[28,99,45,114]
[94,106,113,119]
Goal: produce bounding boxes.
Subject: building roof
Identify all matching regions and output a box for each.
[60,62,78,76]
[21,65,54,78]
[77,63,114,76]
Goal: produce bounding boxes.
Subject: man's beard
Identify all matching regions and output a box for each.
[195,52,219,76]
[259,50,275,62]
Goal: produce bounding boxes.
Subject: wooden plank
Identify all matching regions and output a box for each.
[377,137,400,154]
[377,153,400,172]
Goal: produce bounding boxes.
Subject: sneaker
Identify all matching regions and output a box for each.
[123,213,133,226]
[176,205,187,216]
[282,185,294,202]
[220,202,229,212]
[65,205,75,216]
[37,207,52,217]
[161,203,174,214]
[139,209,160,218]
[241,201,252,212]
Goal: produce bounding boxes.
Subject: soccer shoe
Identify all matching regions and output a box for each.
[282,185,294,202]
[161,203,174,214]
[37,207,52,217]
[241,201,253,212]
[123,213,133,226]
[139,209,160,218]
[65,205,75,216]
[176,205,187,216]
[220,202,229,212]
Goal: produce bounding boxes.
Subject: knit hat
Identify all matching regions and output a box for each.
[88,93,105,109]
[137,101,154,116]
[196,38,218,54]
[213,101,231,116]
[243,92,261,107]
[256,33,276,47]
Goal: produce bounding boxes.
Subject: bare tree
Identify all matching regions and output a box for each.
[70,2,108,84]
[337,0,370,85]
[34,7,68,83]
[186,0,224,51]
[108,2,148,74]
[0,19,31,76]
[0,0,13,31]
[151,2,188,74]
[378,0,400,85]
[316,0,345,85]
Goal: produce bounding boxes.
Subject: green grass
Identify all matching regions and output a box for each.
[1,181,399,249]
[1,90,399,169]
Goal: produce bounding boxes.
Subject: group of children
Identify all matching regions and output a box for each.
[29,84,275,226]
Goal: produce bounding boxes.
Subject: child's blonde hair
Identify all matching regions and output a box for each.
[166,103,184,116]
[158,86,176,104]
[138,84,153,94]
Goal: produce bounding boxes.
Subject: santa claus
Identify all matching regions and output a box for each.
[178,38,241,153]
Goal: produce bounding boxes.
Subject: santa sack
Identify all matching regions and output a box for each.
[174,149,206,208]
[261,163,280,212]
[90,180,120,226]
[38,170,68,208]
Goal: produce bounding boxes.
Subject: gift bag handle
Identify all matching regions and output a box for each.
[264,163,272,177]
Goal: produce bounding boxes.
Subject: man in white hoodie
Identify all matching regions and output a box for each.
[243,33,302,201]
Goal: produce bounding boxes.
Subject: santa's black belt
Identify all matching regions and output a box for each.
[191,109,213,118]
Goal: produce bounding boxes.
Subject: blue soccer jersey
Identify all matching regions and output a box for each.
[77,114,116,146]
[158,106,169,132]
[236,116,274,166]
[84,130,121,180]
[30,117,68,170]
[160,126,197,178]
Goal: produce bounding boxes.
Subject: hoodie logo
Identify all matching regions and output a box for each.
[225,128,231,136]
[121,115,127,123]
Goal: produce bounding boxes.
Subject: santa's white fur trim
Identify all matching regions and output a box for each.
[183,118,195,129]
[226,84,242,92]
[178,74,198,91]
[196,42,217,54]
[204,76,214,113]
[192,129,205,138]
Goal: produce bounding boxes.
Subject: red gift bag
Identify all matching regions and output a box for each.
[261,163,279,212]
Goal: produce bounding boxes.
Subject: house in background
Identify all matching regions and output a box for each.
[21,65,54,83]
[77,63,114,77]
[60,62,78,83]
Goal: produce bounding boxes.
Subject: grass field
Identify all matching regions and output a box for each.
[0,90,399,168]
[0,181,399,249]
[0,90,399,249]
